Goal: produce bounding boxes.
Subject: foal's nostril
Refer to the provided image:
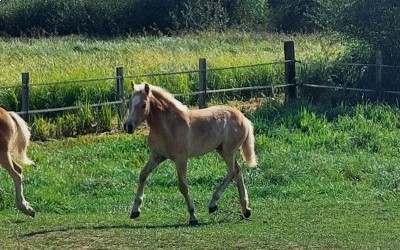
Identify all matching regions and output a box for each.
[124,123,134,134]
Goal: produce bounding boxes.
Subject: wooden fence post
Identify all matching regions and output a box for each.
[21,72,30,122]
[116,66,125,119]
[375,50,383,96]
[198,58,208,108]
[284,41,297,100]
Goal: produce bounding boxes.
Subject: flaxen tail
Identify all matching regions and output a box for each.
[240,119,257,167]
[9,112,34,165]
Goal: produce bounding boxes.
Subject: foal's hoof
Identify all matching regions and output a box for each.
[242,209,251,219]
[21,206,35,218]
[29,210,36,218]
[26,209,36,218]
[208,205,218,214]
[189,220,199,226]
[130,211,140,219]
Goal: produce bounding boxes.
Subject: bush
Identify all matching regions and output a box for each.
[0,0,180,36]
[314,0,400,64]
[267,0,318,32]
[0,0,270,36]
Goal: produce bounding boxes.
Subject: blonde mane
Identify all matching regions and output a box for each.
[134,83,188,111]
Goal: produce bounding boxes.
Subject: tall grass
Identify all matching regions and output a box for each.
[0,33,353,85]
[0,32,369,138]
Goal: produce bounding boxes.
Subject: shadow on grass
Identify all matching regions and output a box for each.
[20,220,224,238]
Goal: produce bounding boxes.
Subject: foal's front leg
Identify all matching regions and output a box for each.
[130,151,165,219]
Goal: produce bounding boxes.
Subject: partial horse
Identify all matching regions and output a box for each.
[0,107,35,217]
[124,82,256,225]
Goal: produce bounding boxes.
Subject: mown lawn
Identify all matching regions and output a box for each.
[1,101,400,249]
[2,200,399,249]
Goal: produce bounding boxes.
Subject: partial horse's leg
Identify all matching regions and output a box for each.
[208,149,236,214]
[233,160,251,219]
[130,151,165,219]
[175,158,198,226]
[0,151,35,217]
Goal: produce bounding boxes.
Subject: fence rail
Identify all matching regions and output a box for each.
[9,58,290,121]
[2,40,400,122]
[4,41,295,121]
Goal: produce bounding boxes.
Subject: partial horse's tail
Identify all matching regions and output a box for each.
[240,119,257,167]
[9,112,34,165]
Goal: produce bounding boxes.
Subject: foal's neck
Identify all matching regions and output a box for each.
[146,94,185,129]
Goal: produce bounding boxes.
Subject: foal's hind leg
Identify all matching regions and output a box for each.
[175,158,198,226]
[233,160,251,219]
[208,150,236,214]
[130,151,165,219]
[0,151,35,217]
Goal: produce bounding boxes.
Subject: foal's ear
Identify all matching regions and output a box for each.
[144,83,150,95]
[130,80,135,90]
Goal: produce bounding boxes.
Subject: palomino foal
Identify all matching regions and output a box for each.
[124,83,256,225]
[0,107,35,217]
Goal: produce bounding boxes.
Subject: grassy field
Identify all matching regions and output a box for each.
[0,31,370,139]
[0,32,353,85]
[1,101,400,249]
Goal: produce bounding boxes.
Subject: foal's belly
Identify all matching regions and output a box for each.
[188,139,221,157]
[187,126,225,157]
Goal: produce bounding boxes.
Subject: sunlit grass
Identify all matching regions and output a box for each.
[1,102,400,248]
[0,31,365,139]
[0,31,366,110]
[0,32,351,86]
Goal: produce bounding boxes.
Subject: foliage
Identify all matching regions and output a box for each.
[0,0,183,36]
[267,0,318,32]
[1,102,400,248]
[0,0,269,36]
[313,0,400,63]
[169,0,231,32]
[170,0,269,32]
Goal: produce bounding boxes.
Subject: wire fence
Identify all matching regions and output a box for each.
[2,41,400,122]
[298,58,400,101]
[1,59,290,120]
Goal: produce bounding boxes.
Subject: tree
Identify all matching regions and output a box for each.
[268,0,318,32]
[315,0,400,63]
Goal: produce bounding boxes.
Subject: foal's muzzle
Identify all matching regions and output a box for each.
[124,122,134,134]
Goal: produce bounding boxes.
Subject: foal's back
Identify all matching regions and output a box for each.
[185,105,250,157]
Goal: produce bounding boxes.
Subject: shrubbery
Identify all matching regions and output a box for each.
[314,0,400,64]
[0,0,268,36]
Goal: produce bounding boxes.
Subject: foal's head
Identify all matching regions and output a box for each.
[124,82,151,134]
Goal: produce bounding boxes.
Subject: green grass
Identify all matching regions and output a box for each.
[0,31,370,139]
[1,102,400,248]
[0,32,351,85]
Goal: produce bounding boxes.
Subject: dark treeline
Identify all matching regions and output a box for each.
[0,0,269,36]
[0,0,399,62]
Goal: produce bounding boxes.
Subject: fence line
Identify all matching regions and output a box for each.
[338,62,400,69]
[32,76,117,87]
[207,61,289,72]
[6,43,294,121]
[4,40,400,122]
[301,84,375,93]
[15,85,291,117]
[125,69,200,79]
[17,100,123,116]
[302,84,400,96]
